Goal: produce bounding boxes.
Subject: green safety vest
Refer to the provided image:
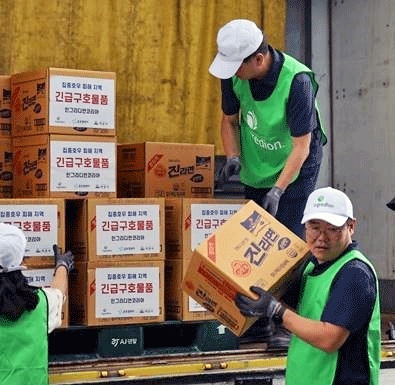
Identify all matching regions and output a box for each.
[0,288,48,385]
[286,250,381,385]
[232,53,327,188]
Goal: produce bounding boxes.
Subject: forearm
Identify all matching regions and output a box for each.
[221,114,240,157]
[275,133,311,191]
[282,308,349,353]
[51,265,68,298]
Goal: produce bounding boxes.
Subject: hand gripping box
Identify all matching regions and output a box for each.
[165,198,247,321]
[117,142,214,198]
[0,198,65,267]
[182,200,310,336]
[66,198,165,263]
[23,267,69,328]
[13,134,116,198]
[69,260,164,326]
[11,68,116,137]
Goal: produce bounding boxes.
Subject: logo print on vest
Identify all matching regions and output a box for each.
[246,111,258,130]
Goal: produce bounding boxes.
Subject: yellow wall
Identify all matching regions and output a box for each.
[0,0,285,153]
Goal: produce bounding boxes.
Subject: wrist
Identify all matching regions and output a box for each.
[273,186,284,195]
[227,155,240,160]
[272,303,286,325]
[54,262,69,275]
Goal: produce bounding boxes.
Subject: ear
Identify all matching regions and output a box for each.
[255,52,265,65]
[348,218,356,236]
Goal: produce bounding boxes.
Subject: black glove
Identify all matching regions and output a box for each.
[262,186,283,216]
[235,286,286,325]
[219,155,241,184]
[53,244,75,273]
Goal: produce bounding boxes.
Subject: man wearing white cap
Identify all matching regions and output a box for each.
[235,187,381,385]
[210,19,326,239]
[0,223,74,385]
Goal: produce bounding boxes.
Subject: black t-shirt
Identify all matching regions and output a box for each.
[221,46,323,168]
[282,242,377,384]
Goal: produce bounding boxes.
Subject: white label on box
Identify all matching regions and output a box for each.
[50,141,116,192]
[191,204,244,250]
[49,75,115,129]
[0,205,58,256]
[23,269,54,287]
[188,296,207,312]
[96,205,161,255]
[95,267,160,318]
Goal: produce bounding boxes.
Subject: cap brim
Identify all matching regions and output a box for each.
[301,212,348,227]
[209,53,243,79]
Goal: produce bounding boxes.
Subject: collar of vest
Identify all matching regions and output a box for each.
[310,241,359,275]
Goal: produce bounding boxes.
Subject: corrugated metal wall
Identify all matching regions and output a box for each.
[0,0,285,153]
[331,0,395,279]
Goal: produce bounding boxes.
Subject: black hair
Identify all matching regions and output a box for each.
[0,270,39,321]
[242,32,269,63]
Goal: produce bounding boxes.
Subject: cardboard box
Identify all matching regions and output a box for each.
[23,267,69,328]
[0,137,13,198]
[66,198,165,263]
[117,142,214,198]
[165,198,247,261]
[0,198,65,267]
[164,198,247,321]
[11,68,116,137]
[0,76,11,137]
[13,134,116,198]
[70,260,165,326]
[165,259,215,321]
[182,200,311,336]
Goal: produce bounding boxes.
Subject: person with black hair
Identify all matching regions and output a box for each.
[0,223,74,385]
[210,18,327,347]
[209,19,326,239]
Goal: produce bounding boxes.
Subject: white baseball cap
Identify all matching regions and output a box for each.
[0,223,27,273]
[301,187,354,227]
[209,19,264,79]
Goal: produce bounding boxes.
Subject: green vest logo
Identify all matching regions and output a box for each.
[246,111,258,130]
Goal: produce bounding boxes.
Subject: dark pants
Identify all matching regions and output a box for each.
[244,162,322,239]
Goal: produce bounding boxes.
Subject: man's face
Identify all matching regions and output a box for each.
[235,52,269,80]
[235,57,258,80]
[304,219,355,263]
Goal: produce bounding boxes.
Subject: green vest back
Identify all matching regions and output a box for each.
[286,250,381,385]
[232,53,326,188]
[0,288,48,385]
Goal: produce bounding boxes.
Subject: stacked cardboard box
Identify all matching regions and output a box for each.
[117,142,214,199]
[0,75,11,137]
[11,67,117,199]
[0,198,68,327]
[0,76,12,198]
[165,198,247,321]
[116,141,223,323]
[0,198,65,267]
[8,67,118,330]
[68,198,165,326]
[13,134,116,199]
[9,67,226,331]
